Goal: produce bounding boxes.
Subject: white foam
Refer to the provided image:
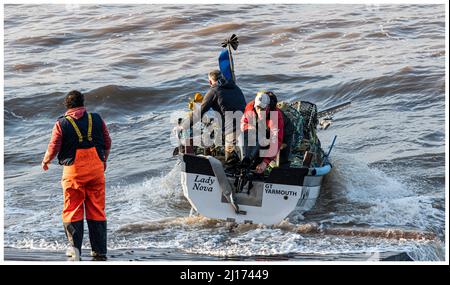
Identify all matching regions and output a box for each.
[107,163,189,226]
[321,154,444,231]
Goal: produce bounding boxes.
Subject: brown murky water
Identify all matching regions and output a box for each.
[3,4,446,261]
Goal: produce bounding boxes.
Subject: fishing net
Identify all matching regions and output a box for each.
[277,101,323,168]
[291,101,319,133]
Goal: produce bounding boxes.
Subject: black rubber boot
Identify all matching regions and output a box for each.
[87,220,107,260]
[63,220,84,260]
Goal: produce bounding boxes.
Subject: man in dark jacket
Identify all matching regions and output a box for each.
[200,70,246,164]
[201,70,246,119]
[41,90,111,261]
[181,70,246,163]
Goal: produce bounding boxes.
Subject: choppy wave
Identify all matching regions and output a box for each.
[4,84,194,120]
[194,22,245,36]
[13,35,73,47]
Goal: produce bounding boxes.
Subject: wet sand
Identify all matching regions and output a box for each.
[4,247,413,262]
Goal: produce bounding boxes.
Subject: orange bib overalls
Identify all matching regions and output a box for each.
[61,147,105,223]
[61,113,107,258]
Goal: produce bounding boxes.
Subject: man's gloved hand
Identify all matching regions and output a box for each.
[173,124,182,132]
[255,161,268,174]
[41,160,49,171]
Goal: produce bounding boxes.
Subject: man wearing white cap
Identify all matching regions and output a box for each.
[240,91,284,173]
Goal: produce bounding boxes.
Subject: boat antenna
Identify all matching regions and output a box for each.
[323,135,337,165]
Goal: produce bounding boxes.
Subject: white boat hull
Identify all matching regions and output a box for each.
[180,154,324,225]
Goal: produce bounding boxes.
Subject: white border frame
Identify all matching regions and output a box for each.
[0,0,448,266]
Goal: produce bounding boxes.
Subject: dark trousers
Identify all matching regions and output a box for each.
[63,220,107,256]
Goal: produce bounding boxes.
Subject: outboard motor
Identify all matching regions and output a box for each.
[235,130,260,193]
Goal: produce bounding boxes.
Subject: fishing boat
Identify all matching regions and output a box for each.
[175,35,350,225]
[178,100,351,225]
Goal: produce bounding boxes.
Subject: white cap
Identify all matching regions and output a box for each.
[255,92,270,109]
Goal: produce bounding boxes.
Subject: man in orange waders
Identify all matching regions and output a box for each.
[42,90,111,261]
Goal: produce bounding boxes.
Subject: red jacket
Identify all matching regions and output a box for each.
[240,100,284,165]
[43,107,111,164]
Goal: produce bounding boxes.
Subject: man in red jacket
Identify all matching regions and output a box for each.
[41,90,111,261]
[240,91,284,173]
